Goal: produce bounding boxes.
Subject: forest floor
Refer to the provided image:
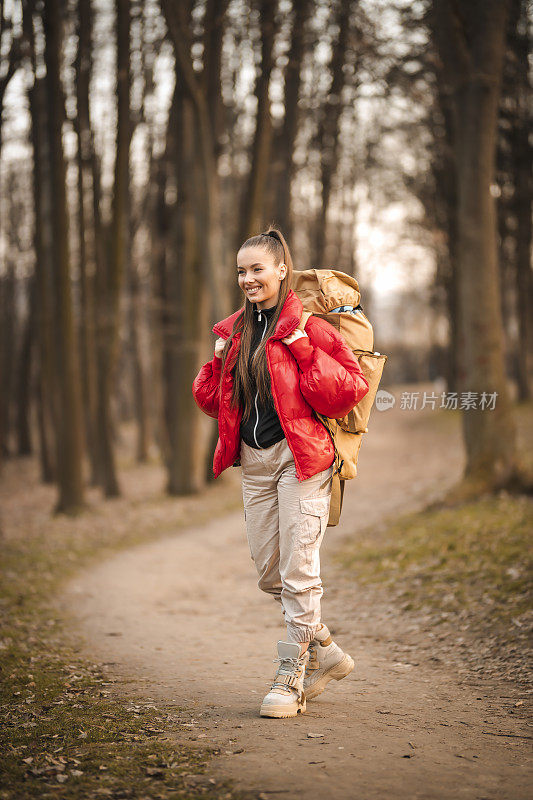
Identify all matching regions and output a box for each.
[1,382,532,799]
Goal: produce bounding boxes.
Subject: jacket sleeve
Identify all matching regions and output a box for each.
[192,355,223,419]
[286,320,369,418]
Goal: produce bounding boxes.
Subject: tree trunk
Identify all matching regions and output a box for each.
[314,0,353,266]
[160,0,231,489]
[35,366,55,483]
[23,0,57,482]
[94,0,132,496]
[161,0,229,325]
[232,0,277,311]
[151,152,170,464]
[16,274,36,455]
[510,0,533,400]
[0,260,16,458]
[237,0,277,240]
[431,0,530,498]
[30,73,57,483]
[156,76,207,493]
[126,244,149,463]
[271,0,311,241]
[43,0,85,513]
[75,0,100,484]
[432,78,460,393]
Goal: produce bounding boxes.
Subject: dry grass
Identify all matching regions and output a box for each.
[335,402,533,687]
[0,439,249,800]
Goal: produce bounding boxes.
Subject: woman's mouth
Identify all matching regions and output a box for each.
[246,287,261,295]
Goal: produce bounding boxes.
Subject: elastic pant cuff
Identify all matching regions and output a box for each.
[285,621,322,644]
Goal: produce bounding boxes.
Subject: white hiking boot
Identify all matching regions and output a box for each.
[260,641,309,718]
[304,623,355,700]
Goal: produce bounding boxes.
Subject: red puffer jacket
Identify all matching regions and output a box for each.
[192,289,370,482]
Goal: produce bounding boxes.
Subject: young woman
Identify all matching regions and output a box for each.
[192,227,369,718]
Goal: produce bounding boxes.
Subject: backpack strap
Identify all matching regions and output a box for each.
[297,310,313,332]
[327,473,345,527]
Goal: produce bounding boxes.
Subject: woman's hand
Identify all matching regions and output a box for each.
[214,337,227,358]
[281,329,308,346]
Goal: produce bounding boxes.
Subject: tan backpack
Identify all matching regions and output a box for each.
[292,269,388,527]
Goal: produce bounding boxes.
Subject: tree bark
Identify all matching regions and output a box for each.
[126,242,149,462]
[430,0,530,496]
[161,0,230,325]
[22,0,57,482]
[271,0,311,241]
[237,0,277,241]
[314,0,353,266]
[162,83,207,493]
[43,0,85,513]
[230,0,278,309]
[0,260,16,458]
[94,0,132,496]
[432,62,460,393]
[15,274,36,455]
[509,0,533,400]
[160,0,230,490]
[75,0,100,484]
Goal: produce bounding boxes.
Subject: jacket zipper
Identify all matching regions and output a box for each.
[252,311,268,448]
[265,341,304,482]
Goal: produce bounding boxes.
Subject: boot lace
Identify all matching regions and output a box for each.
[269,655,306,692]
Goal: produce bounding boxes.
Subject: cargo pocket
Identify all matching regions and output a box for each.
[298,495,331,548]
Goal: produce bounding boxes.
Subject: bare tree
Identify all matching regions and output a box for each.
[15,275,35,456]
[429,0,531,498]
[74,0,100,484]
[94,0,132,497]
[161,0,230,324]
[506,0,532,400]
[43,0,85,512]
[313,0,355,266]
[22,0,57,483]
[236,0,278,244]
[271,0,312,240]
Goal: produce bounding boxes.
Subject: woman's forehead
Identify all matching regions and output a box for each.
[237,244,277,267]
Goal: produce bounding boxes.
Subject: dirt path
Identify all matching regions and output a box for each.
[60,389,532,799]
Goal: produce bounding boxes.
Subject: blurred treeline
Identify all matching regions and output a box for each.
[0,0,531,513]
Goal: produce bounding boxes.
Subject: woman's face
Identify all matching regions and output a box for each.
[236,244,286,310]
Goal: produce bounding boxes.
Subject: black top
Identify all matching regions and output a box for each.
[239,304,286,449]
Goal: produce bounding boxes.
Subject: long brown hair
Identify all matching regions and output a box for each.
[220,225,294,422]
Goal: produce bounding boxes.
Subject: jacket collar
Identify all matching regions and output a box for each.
[212,289,303,341]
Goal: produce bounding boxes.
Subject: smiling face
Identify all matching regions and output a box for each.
[236,244,286,310]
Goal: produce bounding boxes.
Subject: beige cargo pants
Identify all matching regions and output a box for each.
[240,437,334,644]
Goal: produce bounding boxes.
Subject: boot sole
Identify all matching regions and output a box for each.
[259,698,307,718]
[304,654,355,700]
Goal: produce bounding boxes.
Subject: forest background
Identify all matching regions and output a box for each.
[0,0,531,512]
